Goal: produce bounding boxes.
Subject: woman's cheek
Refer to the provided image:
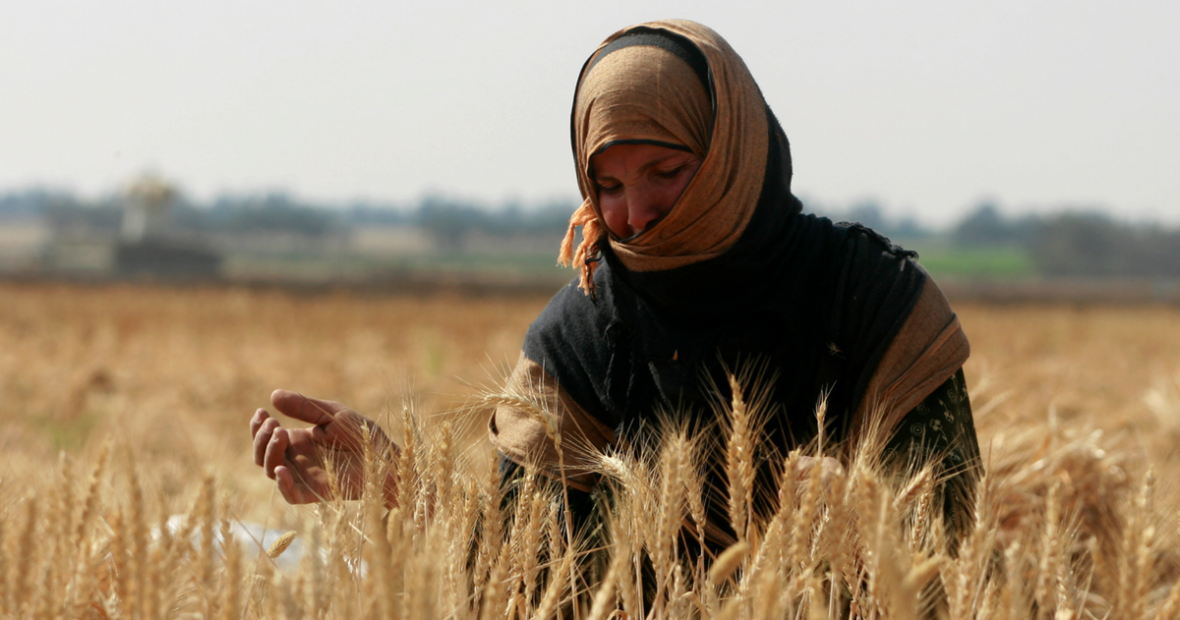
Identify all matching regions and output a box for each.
[600,197,629,238]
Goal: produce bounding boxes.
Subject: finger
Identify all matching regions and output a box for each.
[275,465,303,504]
[253,417,281,467]
[277,465,325,505]
[271,390,346,425]
[821,457,845,476]
[250,408,271,439]
[264,427,289,479]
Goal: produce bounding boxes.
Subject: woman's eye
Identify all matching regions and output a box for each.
[597,183,622,196]
[656,166,685,180]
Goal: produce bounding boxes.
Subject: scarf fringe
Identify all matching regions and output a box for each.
[559,200,603,295]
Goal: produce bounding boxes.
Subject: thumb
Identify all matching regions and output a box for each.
[270,390,347,425]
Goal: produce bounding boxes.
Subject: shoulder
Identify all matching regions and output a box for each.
[811,219,933,362]
[527,269,613,347]
[779,214,918,269]
[835,221,919,260]
[826,221,927,298]
[521,266,622,423]
[828,221,921,277]
[783,215,926,297]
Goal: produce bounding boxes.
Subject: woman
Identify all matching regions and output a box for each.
[251,19,980,545]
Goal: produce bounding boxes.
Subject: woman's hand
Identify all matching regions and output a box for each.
[250,390,398,505]
[795,456,845,484]
[780,456,846,506]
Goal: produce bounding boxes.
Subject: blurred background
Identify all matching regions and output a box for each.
[2,0,1179,300]
[3,2,1180,566]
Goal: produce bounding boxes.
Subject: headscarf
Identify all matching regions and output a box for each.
[559,20,776,294]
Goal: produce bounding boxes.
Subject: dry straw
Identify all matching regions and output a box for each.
[2,367,1180,619]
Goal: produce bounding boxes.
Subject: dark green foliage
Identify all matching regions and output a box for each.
[1031,211,1180,277]
[415,196,575,248]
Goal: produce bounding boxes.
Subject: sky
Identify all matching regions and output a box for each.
[2,1,1178,228]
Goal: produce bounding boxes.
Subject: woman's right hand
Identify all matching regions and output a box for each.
[250,390,398,506]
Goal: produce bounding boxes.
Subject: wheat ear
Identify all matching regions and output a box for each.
[725,374,755,543]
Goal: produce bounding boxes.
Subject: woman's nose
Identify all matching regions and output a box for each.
[627,189,664,234]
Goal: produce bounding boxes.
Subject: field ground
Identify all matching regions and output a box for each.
[2,281,1180,617]
[3,281,1180,516]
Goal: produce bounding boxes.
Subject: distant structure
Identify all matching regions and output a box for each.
[115,173,221,278]
[121,174,174,243]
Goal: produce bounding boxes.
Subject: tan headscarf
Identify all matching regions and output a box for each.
[559,20,772,293]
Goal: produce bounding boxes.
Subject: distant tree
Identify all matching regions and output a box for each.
[416,197,489,249]
[517,200,577,235]
[168,198,212,232]
[414,196,576,249]
[1137,227,1180,276]
[845,201,887,230]
[953,202,1016,246]
[346,202,412,226]
[802,198,931,239]
[890,215,931,240]
[0,188,78,219]
[1030,212,1122,276]
[42,194,123,234]
[207,193,340,237]
[1029,211,1180,277]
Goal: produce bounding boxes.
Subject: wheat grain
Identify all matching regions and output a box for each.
[725,374,755,543]
[710,541,750,588]
[267,531,298,560]
[789,453,825,576]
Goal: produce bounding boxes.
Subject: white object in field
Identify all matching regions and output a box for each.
[161,515,309,573]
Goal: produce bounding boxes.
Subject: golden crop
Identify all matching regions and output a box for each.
[1,282,1178,619]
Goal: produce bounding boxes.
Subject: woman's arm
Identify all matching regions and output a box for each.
[882,368,982,541]
[487,352,617,493]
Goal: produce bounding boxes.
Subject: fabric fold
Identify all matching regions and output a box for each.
[488,352,617,492]
[847,272,971,452]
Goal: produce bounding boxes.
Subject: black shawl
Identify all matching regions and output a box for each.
[524,107,926,463]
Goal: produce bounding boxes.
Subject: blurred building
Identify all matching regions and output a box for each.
[43,173,221,278]
[115,174,220,277]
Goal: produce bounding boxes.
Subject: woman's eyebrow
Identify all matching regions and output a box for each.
[594,154,689,181]
[593,172,619,183]
[637,155,687,174]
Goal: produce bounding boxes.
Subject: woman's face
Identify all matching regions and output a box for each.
[590,143,702,239]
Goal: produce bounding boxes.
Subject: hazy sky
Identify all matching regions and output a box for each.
[3,1,1178,226]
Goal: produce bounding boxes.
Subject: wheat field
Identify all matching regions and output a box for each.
[2,281,1180,619]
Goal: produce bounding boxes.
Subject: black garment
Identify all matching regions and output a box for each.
[536,89,928,445]
[525,213,926,446]
[523,213,939,532]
